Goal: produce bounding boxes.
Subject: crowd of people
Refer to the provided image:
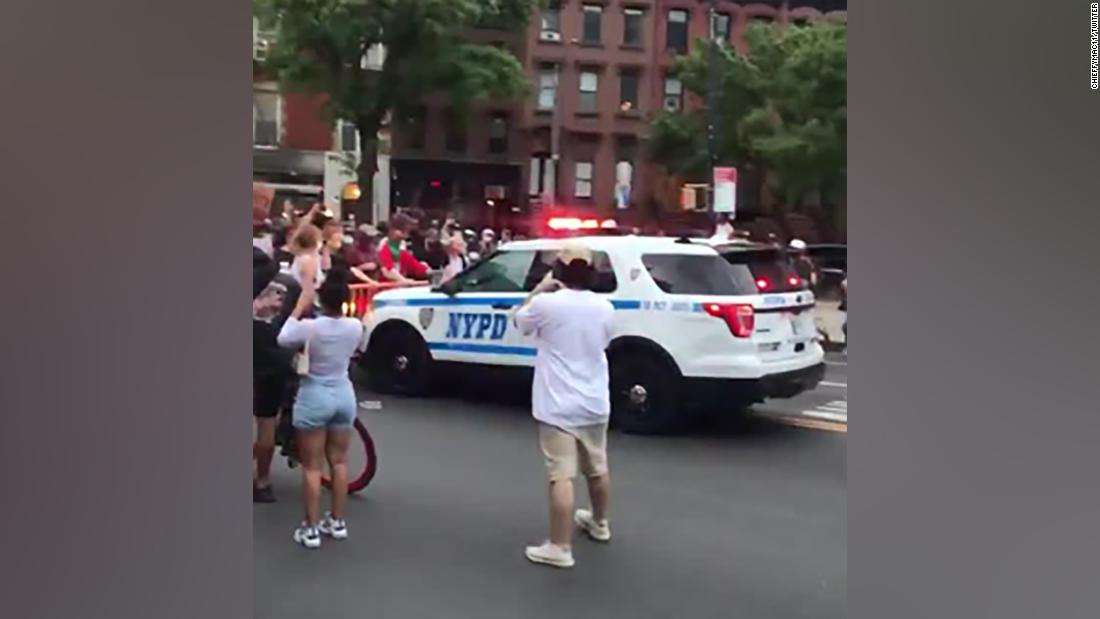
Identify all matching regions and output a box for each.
[255,199,524,292]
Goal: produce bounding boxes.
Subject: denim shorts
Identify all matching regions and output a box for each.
[292,375,357,430]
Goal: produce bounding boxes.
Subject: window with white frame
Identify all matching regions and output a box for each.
[579,70,599,113]
[253,90,280,147]
[623,8,645,47]
[537,64,558,111]
[582,4,603,45]
[540,1,561,34]
[667,9,689,54]
[574,161,593,198]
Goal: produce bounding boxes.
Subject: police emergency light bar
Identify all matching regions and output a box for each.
[547,217,618,231]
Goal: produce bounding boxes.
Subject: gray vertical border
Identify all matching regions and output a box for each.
[852,0,1100,617]
[0,1,251,617]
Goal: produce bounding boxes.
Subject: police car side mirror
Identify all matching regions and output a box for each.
[436,278,461,296]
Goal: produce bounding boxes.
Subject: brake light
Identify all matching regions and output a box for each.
[703,303,755,338]
[788,275,802,287]
[756,278,770,290]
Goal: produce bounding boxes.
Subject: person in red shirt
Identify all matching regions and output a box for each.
[377,213,429,284]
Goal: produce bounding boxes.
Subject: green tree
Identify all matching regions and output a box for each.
[254,0,537,221]
[648,20,846,216]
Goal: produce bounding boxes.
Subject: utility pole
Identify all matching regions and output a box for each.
[705,0,721,217]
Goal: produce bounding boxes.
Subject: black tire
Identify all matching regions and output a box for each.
[609,352,681,435]
[366,326,431,396]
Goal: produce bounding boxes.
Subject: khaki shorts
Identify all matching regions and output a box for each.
[537,422,609,483]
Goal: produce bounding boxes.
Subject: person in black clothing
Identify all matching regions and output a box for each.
[253,246,302,503]
[788,239,819,289]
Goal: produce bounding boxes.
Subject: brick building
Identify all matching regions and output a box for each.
[251,19,391,222]
[252,2,845,229]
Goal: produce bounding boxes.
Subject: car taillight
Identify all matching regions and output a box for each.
[755,278,770,291]
[702,303,755,338]
[788,275,802,287]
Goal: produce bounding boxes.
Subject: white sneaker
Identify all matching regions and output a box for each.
[293,523,321,549]
[524,541,575,568]
[574,509,611,542]
[318,512,348,540]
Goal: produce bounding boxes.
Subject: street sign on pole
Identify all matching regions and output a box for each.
[713,167,737,216]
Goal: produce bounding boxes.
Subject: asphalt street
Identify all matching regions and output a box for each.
[254,352,847,619]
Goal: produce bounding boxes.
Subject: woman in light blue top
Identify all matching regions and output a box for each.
[277,278,363,549]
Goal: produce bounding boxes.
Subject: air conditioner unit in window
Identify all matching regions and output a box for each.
[253,39,270,62]
[539,30,562,42]
[663,96,682,112]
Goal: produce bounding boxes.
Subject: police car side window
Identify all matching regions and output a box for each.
[641,254,751,295]
[453,250,536,293]
[525,251,618,293]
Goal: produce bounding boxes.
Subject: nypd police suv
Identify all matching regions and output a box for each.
[358,235,826,434]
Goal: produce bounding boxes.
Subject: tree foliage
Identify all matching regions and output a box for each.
[254,0,538,217]
[648,21,847,210]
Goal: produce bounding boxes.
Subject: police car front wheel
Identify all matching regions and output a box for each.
[366,327,431,396]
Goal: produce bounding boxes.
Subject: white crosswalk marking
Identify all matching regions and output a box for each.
[802,400,848,423]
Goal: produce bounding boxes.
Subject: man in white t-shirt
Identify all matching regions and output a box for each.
[514,243,616,568]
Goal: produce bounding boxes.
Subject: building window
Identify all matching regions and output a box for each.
[667,9,689,54]
[488,113,509,154]
[712,12,731,44]
[574,161,593,198]
[253,90,280,147]
[445,109,466,153]
[579,70,599,114]
[663,76,683,112]
[336,119,358,152]
[619,68,640,112]
[582,5,603,45]
[529,155,555,198]
[750,14,775,26]
[540,1,561,34]
[623,8,645,47]
[537,64,558,111]
[402,107,426,150]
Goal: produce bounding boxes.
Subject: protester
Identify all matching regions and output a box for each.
[788,239,819,289]
[480,228,498,256]
[421,226,448,270]
[439,234,470,284]
[711,214,734,242]
[252,251,301,503]
[288,225,325,317]
[501,228,514,244]
[277,278,362,549]
[514,243,616,569]
[377,213,430,284]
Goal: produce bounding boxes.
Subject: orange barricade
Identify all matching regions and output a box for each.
[344,281,430,319]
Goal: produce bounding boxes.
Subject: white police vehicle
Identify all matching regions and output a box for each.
[358,234,825,434]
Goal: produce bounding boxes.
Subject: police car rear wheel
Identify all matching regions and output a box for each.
[610,355,679,435]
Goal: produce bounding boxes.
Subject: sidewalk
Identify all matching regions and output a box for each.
[815,300,847,351]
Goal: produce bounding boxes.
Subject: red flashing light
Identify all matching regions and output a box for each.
[756,278,770,290]
[547,217,617,231]
[788,275,802,287]
[703,303,756,338]
[429,180,442,188]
